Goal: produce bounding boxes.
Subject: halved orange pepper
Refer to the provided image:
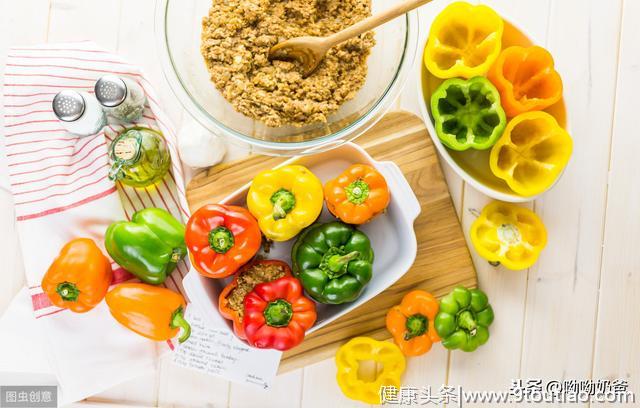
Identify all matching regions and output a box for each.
[385,290,440,356]
[106,283,191,343]
[324,164,390,225]
[218,259,291,340]
[42,238,113,313]
[488,46,563,117]
[424,2,504,79]
[490,111,572,197]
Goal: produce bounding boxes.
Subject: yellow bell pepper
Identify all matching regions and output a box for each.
[424,2,504,79]
[490,111,572,197]
[247,165,323,241]
[335,337,406,404]
[470,201,547,270]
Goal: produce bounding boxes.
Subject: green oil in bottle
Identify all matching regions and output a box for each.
[108,127,171,188]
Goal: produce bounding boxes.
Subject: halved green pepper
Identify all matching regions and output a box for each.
[435,286,494,352]
[291,221,374,304]
[105,208,187,285]
[431,76,506,151]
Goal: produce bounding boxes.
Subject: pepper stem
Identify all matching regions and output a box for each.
[208,226,235,254]
[263,299,293,327]
[170,306,192,343]
[56,282,80,302]
[457,310,477,334]
[404,314,428,340]
[345,179,370,205]
[270,189,296,221]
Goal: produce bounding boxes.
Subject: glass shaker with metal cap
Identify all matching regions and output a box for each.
[95,75,147,122]
[108,127,171,188]
[52,90,107,137]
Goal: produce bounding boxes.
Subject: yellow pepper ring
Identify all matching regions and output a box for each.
[247,165,323,242]
[470,201,547,270]
[335,337,406,404]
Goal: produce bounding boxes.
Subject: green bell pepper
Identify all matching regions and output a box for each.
[435,286,495,352]
[291,221,374,304]
[105,208,187,285]
[431,76,506,151]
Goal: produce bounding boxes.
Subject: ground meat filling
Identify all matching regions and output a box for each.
[226,263,287,320]
[200,0,375,127]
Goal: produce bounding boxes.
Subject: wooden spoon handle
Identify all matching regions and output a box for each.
[326,0,432,47]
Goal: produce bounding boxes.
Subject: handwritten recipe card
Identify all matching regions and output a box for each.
[173,307,282,389]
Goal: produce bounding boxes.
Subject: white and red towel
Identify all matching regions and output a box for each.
[0,42,191,404]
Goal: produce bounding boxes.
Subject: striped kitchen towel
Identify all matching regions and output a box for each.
[1,41,191,404]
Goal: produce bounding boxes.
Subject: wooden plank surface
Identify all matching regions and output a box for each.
[186,111,478,373]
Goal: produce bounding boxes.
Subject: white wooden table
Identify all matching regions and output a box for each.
[1,0,638,407]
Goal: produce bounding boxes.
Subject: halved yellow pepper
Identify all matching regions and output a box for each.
[424,2,504,79]
[335,337,406,404]
[470,201,547,270]
[247,165,323,241]
[490,111,572,197]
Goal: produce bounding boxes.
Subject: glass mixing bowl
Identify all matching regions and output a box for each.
[155,0,419,156]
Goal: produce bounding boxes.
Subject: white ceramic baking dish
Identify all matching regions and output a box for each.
[182,142,421,335]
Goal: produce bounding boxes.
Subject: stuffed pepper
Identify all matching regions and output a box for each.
[247,165,323,242]
[424,2,504,79]
[219,260,292,340]
[386,290,440,356]
[243,276,316,351]
[42,238,113,313]
[470,201,547,270]
[488,46,563,117]
[291,221,374,304]
[490,111,572,197]
[435,286,494,352]
[431,77,507,151]
[106,283,191,343]
[105,208,186,285]
[324,164,390,225]
[335,337,406,404]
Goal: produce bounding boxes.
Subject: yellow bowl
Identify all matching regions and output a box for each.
[418,14,568,202]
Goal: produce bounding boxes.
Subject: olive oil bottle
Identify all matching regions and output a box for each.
[108,127,171,188]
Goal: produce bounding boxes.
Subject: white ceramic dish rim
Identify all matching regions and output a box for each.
[416,5,572,203]
[154,0,420,155]
[182,141,422,337]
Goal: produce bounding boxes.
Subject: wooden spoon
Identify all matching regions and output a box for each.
[268,0,433,78]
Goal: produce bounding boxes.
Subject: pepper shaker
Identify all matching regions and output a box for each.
[95,75,147,122]
[52,90,107,137]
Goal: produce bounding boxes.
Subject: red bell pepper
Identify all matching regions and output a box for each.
[185,204,262,279]
[243,276,317,350]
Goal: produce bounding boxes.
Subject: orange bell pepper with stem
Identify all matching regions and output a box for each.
[324,164,390,225]
[218,259,292,340]
[488,46,563,117]
[106,283,191,343]
[386,290,440,356]
[42,238,113,313]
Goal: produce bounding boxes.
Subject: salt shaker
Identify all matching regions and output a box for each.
[52,90,107,137]
[95,75,147,122]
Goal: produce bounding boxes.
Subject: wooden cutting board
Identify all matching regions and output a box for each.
[186,111,477,373]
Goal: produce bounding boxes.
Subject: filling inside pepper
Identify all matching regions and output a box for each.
[56,281,80,302]
[345,179,370,205]
[356,359,383,383]
[320,247,360,279]
[208,226,235,254]
[263,299,293,327]
[226,263,287,320]
[404,314,428,340]
[270,188,296,220]
[497,223,522,247]
[438,83,501,145]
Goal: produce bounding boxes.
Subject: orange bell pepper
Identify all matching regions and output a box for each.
[385,290,440,356]
[41,238,113,313]
[218,259,292,340]
[324,164,390,225]
[105,283,191,343]
[488,46,563,117]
